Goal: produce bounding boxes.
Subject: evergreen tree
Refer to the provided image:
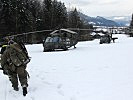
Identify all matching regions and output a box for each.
[42,0,68,30]
[42,0,52,29]
[130,14,133,29]
[27,0,43,31]
[0,0,35,34]
[129,14,133,37]
[0,0,15,35]
[68,8,83,28]
[51,0,68,29]
[13,0,35,33]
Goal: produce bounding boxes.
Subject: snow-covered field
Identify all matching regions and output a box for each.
[1,34,133,100]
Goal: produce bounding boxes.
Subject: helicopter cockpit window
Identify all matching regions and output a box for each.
[52,37,60,42]
[45,37,53,43]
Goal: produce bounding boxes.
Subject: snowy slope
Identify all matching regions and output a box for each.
[106,16,131,26]
[79,12,121,27]
[1,34,133,100]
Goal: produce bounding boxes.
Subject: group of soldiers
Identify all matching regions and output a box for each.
[0,37,30,96]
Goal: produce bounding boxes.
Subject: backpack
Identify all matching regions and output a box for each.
[9,42,30,66]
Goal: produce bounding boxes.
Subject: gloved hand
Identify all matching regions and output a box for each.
[3,70,8,75]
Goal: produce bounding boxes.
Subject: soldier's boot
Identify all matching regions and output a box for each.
[12,84,19,91]
[13,87,19,91]
[22,85,27,96]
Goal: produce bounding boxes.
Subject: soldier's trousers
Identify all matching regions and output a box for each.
[9,66,28,88]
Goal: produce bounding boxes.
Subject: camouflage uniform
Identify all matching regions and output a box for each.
[1,42,28,91]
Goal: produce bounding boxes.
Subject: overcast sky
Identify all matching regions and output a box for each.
[60,0,133,17]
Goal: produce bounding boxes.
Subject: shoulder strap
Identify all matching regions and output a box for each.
[18,42,28,55]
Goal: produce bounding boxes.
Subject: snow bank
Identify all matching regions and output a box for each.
[1,34,133,100]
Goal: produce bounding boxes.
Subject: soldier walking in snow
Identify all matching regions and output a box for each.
[1,38,30,96]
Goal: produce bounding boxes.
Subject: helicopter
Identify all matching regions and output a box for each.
[43,29,78,52]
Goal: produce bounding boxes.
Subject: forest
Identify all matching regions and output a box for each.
[0,0,93,41]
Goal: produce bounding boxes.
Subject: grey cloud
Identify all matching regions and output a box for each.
[69,0,91,6]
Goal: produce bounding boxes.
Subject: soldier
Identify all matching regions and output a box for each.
[1,39,29,96]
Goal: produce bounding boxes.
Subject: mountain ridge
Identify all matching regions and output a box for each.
[106,16,131,26]
[79,12,130,27]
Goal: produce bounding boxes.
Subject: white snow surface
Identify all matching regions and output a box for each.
[1,34,133,100]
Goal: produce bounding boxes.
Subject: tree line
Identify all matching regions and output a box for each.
[130,14,133,29]
[0,0,93,39]
[129,14,133,36]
